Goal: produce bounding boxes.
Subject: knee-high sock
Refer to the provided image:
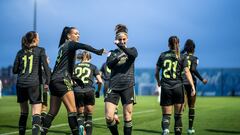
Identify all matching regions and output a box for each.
[174,114,182,135]
[189,108,195,129]
[19,112,28,135]
[32,114,42,135]
[106,119,119,135]
[41,113,55,135]
[162,114,171,130]
[124,120,132,135]
[85,113,93,135]
[68,112,79,135]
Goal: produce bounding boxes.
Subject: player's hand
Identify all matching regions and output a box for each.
[203,79,208,85]
[44,84,49,92]
[95,91,100,98]
[114,40,125,48]
[191,86,196,96]
[98,48,108,55]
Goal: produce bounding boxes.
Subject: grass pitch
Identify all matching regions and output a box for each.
[0,96,240,135]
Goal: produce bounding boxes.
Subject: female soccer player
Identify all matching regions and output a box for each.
[181,39,207,134]
[13,31,51,135]
[105,24,138,135]
[41,26,105,135]
[73,51,102,135]
[155,36,196,135]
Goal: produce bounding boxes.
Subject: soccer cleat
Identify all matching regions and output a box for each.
[79,125,85,135]
[162,129,170,135]
[187,129,195,134]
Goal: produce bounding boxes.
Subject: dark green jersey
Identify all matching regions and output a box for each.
[73,62,100,92]
[156,50,185,89]
[182,53,203,85]
[107,46,138,90]
[13,47,51,87]
[51,41,103,80]
[100,62,111,81]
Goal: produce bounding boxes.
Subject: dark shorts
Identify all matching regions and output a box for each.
[74,91,95,107]
[160,85,184,106]
[17,85,42,104]
[104,87,135,105]
[49,77,73,97]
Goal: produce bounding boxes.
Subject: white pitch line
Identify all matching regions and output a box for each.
[0,109,156,135]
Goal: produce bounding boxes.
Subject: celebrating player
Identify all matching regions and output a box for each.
[155,36,195,135]
[105,24,138,135]
[41,26,105,135]
[13,31,51,135]
[181,39,207,134]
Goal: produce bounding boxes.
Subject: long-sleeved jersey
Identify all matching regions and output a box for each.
[73,62,100,92]
[107,45,138,90]
[156,50,186,89]
[100,62,111,81]
[13,47,51,87]
[51,41,103,80]
[182,53,203,85]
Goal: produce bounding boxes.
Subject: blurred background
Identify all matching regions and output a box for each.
[1,0,240,96]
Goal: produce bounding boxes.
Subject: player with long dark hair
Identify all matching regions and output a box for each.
[155,36,196,135]
[105,24,138,135]
[181,39,207,134]
[73,51,103,135]
[13,31,51,135]
[41,26,105,135]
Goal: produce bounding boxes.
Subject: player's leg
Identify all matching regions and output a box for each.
[105,101,118,135]
[84,90,95,135]
[104,89,120,135]
[19,102,29,135]
[75,92,85,135]
[161,106,172,135]
[186,85,196,134]
[160,87,173,135]
[173,86,185,135]
[121,87,134,135]
[174,104,184,135]
[17,86,29,135]
[29,85,43,135]
[84,105,94,135]
[62,91,79,135]
[41,95,62,135]
[31,103,42,135]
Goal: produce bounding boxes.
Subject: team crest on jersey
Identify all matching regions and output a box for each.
[117,56,128,65]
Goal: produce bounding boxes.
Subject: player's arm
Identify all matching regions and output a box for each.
[155,54,163,87]
[40,48,51,85]
[184,57,196,96]
[116,44,138,59]
[191,59,208,84]
[13,52,20,74]
[155,66,161,87]
[71,41,105,55]
[94,67,103,98]
[106,51,122,69]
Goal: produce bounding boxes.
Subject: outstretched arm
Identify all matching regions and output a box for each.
[71,41,105,55]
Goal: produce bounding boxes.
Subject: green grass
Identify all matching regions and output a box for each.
[0,96,240,135]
